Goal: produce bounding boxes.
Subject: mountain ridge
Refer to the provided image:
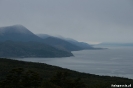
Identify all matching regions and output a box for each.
[37,34,97,50]
[0,25,74,58]
[43,36,83,51]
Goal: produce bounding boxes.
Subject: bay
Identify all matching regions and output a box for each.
[16,47,133,79]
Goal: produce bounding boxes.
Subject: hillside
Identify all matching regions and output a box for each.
[43,37,83,51]
[0,58,132,88]
[37,34,98,51]
[0,41,73,58]
[63,38,94,49]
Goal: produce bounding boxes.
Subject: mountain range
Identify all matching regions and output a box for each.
[0,25,100,58]
[37,34,95,50]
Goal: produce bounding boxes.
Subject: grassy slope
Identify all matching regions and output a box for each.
[0,58,133,88]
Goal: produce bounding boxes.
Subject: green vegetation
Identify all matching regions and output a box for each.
[0,58,133,88]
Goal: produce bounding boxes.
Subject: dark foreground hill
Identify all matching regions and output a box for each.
[0,58,132,88]
[0,41,73,58]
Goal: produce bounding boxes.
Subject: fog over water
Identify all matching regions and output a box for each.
[16,47,133,79]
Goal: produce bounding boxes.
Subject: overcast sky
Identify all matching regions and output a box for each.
[0,0,133,44]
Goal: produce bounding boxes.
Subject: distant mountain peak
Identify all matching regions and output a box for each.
[0,25,42,42]
[0,25,32,34]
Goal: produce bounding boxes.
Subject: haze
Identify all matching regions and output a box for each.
[0,0,133,44]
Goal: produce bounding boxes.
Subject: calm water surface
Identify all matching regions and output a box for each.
[16,47,133,79]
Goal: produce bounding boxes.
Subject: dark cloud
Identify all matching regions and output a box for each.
[0,0,133,43]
